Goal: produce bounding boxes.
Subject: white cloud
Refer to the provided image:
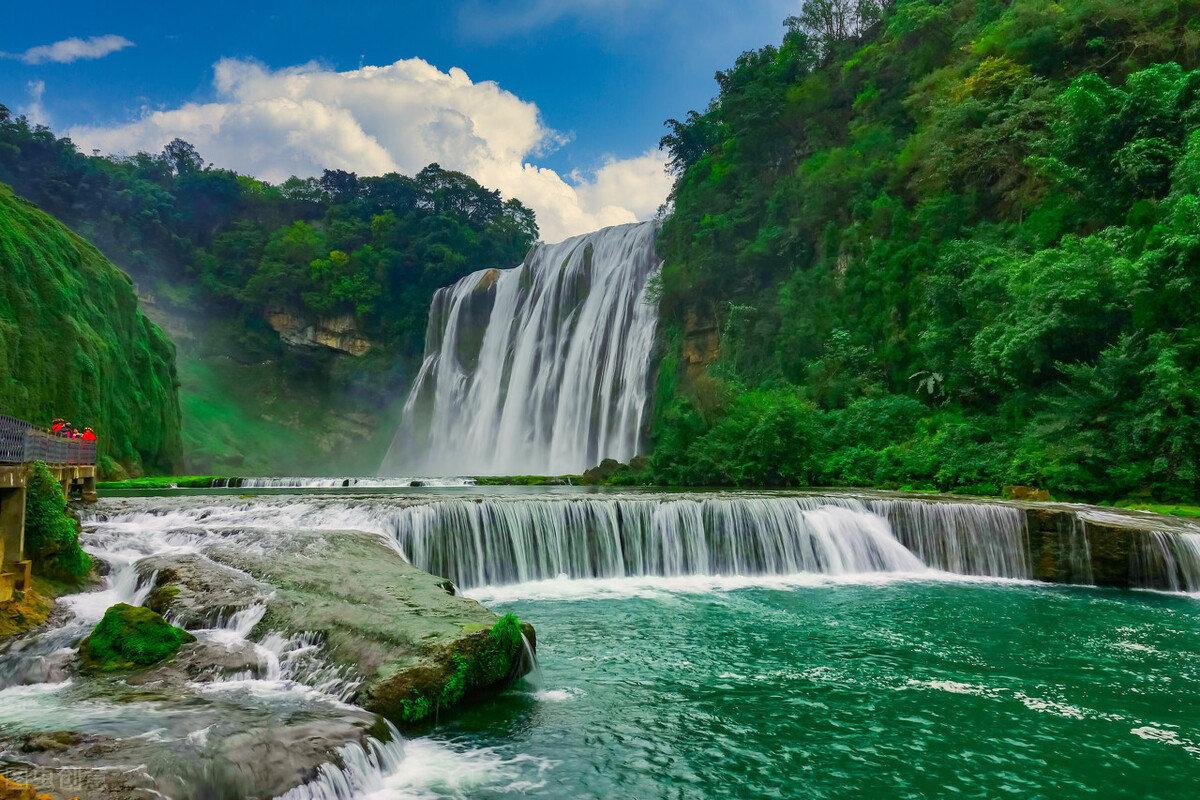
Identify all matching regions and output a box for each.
[458,0,655,39]
[67,58,671,242]
[24,80,49,126]
[10,35,134,65]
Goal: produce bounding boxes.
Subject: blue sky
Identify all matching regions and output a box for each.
[1,1,794,240]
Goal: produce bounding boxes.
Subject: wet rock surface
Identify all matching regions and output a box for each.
[204,527,534,725]
[135,552,262,627]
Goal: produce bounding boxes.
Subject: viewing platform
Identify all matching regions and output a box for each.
[0,414,97,602]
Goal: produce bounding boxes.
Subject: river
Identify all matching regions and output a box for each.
[1,485,1198,798]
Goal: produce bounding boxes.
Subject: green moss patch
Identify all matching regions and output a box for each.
[375,613,529,727]
[24,461,91,581]
[79,603,195,672]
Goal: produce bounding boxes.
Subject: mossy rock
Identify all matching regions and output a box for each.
[78,603,195,672]
[364,613,532,726]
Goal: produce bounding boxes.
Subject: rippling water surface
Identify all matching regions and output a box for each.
[433,580,1200,799]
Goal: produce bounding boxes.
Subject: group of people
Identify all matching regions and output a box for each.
[50,418,97,442]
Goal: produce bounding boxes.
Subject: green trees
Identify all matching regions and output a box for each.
[0,116,539,366]
[650,0,1200,501]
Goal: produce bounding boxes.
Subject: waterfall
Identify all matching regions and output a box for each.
[380,496,1030,590]
[1131,531,1200,592]
[86,493,1200,594]
[383,221,662,476]
[866,499,1031,579]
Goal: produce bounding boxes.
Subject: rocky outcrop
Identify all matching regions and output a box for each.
[201,527,534,727]
[681,305,720,383]
[137,553,262,627]
[138,526,535,729]
[267,311,373,356]
[1022,504,1199,588]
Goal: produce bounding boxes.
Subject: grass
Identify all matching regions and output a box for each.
[98,475,231,491]
[1108,502,1200,519]
[473,475,582,486]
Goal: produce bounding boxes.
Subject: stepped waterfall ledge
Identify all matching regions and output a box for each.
[385,221,662,476]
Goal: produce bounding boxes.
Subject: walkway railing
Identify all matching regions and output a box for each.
[0,414,97,466]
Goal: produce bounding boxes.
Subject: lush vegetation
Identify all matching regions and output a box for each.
[79,602,195,671]
[647,0,1200,501]
[22,462,92,581]
[0,107,538,473]
[0,185,182,475]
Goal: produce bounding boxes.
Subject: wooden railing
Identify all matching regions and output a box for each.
[0,414,97,466]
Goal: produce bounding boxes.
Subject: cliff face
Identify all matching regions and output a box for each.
[0,184,182,475]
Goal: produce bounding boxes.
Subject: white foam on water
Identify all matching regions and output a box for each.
[464,569,1041,604]
[276,725,549,800]
[533,687,584,702]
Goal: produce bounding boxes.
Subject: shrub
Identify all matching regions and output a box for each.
[23,461,91,581]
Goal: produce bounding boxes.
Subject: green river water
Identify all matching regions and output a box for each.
[434,578,1199,799]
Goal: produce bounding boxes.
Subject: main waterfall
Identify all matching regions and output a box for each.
[383,221,661,475]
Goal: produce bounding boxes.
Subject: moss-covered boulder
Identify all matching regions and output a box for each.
[78,603,194,671]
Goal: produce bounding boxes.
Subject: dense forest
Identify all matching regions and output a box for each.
[0,183,181,474]
[0,107,538,472]
[645,0,1200,501]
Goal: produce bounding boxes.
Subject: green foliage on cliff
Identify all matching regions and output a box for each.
[653,0,1200,501]
[0,184,182,475]
[23,462,91,581]
[79,603,195,671]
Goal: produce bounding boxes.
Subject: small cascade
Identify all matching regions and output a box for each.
[384,221,662,476]
[867,499,1031,579]
[381,496,1032,590]
[1131,531,1200,592]
[1058,515,1095,585]
[82,493,1200,595]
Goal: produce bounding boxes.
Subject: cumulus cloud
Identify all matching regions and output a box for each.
[8,34,134,65]
[67,58,671,242]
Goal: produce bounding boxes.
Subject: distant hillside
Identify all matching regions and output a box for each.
[0,183,182,475]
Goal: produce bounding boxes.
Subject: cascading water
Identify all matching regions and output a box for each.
[80,492,1200,597]
[383,221,662,476]
[381,496,1030,589]
[228,476,477,489]
[1131,531,1200,592]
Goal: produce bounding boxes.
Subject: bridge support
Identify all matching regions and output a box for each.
[0,464,95,602]
[0,467,28,603]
